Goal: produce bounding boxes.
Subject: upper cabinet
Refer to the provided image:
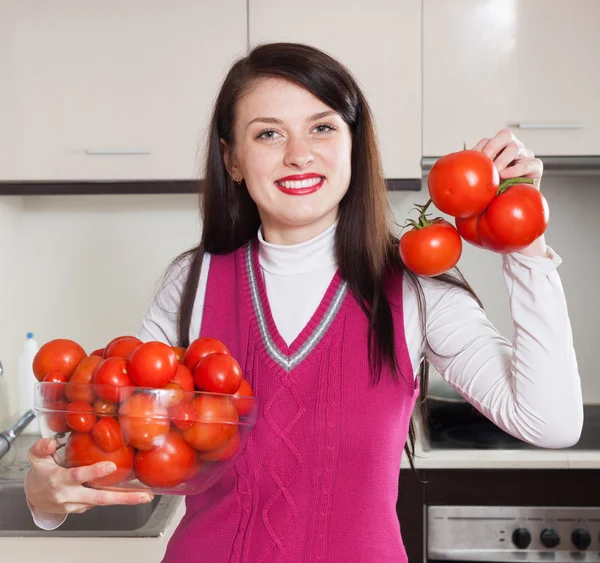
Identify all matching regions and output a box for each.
[423,0,600,157]
[249,0,422,179]
[2,1,246,182]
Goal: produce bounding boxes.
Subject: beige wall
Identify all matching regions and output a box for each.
[1,175,598,417]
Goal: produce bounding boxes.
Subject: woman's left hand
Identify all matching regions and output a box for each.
[472,128,543,190]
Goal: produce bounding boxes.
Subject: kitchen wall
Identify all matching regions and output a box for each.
[1,174,598,417]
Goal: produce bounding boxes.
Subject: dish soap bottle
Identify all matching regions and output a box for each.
[18,332,40,435]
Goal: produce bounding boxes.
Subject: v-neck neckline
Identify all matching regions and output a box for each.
[244,239,348,372]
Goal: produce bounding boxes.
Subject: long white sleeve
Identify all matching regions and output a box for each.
[138,253,211,346]
[28,497,67,531]
[420,247,583,449]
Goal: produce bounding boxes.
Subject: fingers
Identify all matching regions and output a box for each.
[472,138,490,152]
[493,142,520,173]
[481,128,515,160]
[68,461,117,485]
[27,438,57,464]
[500,157,544,180]
[76,488,154,507]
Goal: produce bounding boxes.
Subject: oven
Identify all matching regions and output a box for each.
[427,505,600,562]
[396,404,600,563]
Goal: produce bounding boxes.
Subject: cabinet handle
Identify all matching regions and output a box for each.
[85,149,152,155]
[515,123,585,130]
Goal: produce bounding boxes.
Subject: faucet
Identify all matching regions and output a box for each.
[0,410,36,461]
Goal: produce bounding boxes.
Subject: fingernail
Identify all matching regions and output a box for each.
[137,495,152,503]
[40,438,51,449]
[102,462,116,475]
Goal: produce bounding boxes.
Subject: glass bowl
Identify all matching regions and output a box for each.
[33,381,257,495]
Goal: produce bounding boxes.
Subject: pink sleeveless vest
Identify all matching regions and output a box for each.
[162,240,418,563]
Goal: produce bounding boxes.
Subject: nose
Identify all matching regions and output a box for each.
[283,137,314,169]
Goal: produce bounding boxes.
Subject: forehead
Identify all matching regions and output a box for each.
[237,77,334,123]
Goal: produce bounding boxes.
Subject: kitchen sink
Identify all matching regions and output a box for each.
[0,435,181,537]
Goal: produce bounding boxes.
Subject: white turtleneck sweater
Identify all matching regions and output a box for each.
[31,221,583,530]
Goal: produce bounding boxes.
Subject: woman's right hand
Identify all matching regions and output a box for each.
[24,437,153,516]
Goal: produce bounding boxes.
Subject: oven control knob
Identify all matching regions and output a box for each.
[571,529,591,550]
[512,528,532,549]
[540,528,560,548]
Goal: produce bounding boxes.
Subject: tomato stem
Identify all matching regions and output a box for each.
[497,176,534,194]
[409,199,436,229]
[463,141,467,151]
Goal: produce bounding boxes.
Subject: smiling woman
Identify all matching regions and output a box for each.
[24,42,582,563]
[220,78,354,245]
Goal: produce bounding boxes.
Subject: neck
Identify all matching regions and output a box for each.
[260,209,339,246]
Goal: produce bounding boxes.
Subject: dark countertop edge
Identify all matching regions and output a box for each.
[0,178,421,196]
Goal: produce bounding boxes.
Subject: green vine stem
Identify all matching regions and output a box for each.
[498,176,534,195]
[401,198,435,231]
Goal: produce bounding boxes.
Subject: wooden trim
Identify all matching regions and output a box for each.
[0,178,421,196]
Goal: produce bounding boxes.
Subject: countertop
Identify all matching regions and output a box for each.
[403,431,600,469]
[0,500,186,563]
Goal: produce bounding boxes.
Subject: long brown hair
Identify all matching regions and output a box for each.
[168,42,480,469]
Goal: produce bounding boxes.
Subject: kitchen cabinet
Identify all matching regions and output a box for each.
[1,1,246,183]
[423,0,600,157]
[249,0,422,180]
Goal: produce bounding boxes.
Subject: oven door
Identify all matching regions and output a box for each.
[426,505,600,563]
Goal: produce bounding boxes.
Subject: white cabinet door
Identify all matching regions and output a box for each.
[0,6,19,180]
[4,1,246,182]
[249,0,422,179]
[423,0,600,157]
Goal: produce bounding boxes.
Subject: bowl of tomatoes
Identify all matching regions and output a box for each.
[31,335,257,495]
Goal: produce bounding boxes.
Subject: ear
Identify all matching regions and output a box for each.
[220,139,242,180]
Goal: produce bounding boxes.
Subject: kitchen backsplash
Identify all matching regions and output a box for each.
[1,175,598,417]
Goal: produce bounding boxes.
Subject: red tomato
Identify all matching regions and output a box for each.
[172,347,187,364]
[90,348,105,357]
[428,150,499,218]
[198,431,241,461]
[399,219,462,277]
[104,335,133,351]
[104,337,142,360]
[92,357,133,403]
[161,382,184,408]
[171,363,194,394]
[168,401,198,430]
[33,339,87,382]
[456,184,549,254]
[182,395,238,451]
[65,356,102,403]
[231,379,255,417]
[92,417,124,453]
[184,457,205,481]
[45,400,70,434]
[193,353,243,394]
[183,337,230,372]
[41,372,68,402]
[93,398,118,418]
[119,393,170,451]
[127,342,178,388]
[134,430,197,488]
[455,214,485,248]
[66,401,96,433]
[478,184,549,253]
[65,432,134,487]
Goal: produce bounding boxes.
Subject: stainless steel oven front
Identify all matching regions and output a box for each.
[427,505,600,562]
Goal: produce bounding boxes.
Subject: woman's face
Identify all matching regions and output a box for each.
[222,77,352,245]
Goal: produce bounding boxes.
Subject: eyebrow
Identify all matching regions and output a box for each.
[246,110,337,130]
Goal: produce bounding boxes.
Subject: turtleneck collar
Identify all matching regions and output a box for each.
[257,221,338,275]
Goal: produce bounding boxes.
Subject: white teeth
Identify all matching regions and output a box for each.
[277,177,323,189]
